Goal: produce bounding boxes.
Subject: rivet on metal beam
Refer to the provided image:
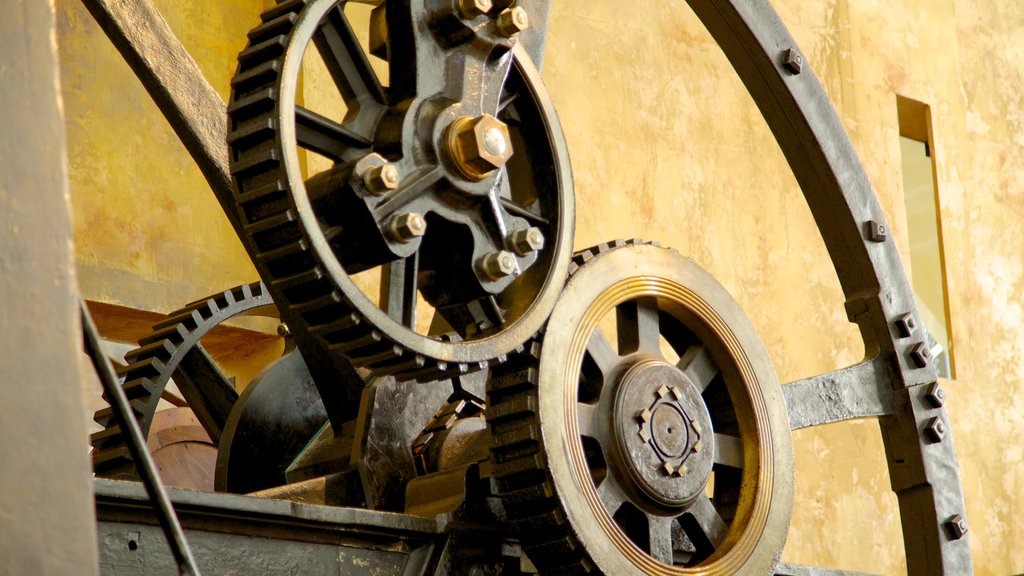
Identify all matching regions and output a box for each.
[945,514,968,540]
[782,48,803,74]
[866,220,888,242]
[925,381,946,408]
[924,417,946,443]
[894,312,918,338]
[909,341,932,368]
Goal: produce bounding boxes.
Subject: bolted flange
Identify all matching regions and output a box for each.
[480,250,518,279]
[445,114,514,180]
[496,6,529,36]
[388,212,427,243]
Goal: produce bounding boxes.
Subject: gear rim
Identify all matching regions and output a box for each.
[541,244,792,574]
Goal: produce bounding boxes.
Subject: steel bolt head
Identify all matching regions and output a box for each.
[945,514,968,540]
[895,312,918,338]
[782,48,803,74]
[637,408,652,424]
[446,114,514,180]
[481,250,518,280]
[364,163,400,196]
[661,461,675,476]
[458,0,492,18]
[924,416,946,443]
[389,212,427,243]
[510,227,545,255]
[496,6,529,36]
[866,219,888,242]
[925,381,946,408]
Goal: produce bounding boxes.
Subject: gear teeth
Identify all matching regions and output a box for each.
[260,0,307,23]
[486,240,668,572]
[89,283,274,477]
[248,14,297,43]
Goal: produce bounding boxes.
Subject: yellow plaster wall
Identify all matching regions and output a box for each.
[56,0,1024,573]
[56,0,274,313]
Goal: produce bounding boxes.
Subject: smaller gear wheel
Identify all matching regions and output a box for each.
[487,241,793,574]
[90,282,277,476]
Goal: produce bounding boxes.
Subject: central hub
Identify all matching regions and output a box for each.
[614,359,715,508]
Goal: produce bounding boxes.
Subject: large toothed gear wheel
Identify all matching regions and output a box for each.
[488,242,793,574]
[227,0,573,382]
[90,282,275,476]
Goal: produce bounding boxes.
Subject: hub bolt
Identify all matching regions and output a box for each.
[458,0,492,18]
[481,250,518,280]
[446,114,514,180]
[389,212,427,243]
[364,163,400,196]
[496,6,529,36]
[510,227,545,255]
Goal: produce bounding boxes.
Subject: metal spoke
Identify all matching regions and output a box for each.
[312,6,385,137]
[380,254,419,329]
[577,402,598,439]
[680,494,728,552]
[647,515,674,565]
[677,345,717,392]
[585,329,620,380]
[295,106,371,161]
[596,474,627,516]
[175,343,240,444]
[499,196,549,225]
[713,433,744,469]
[782,355,892,430]
[616,297,661,356]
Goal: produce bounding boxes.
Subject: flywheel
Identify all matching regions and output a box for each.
[487,241,792,574]
[227,0,573,384]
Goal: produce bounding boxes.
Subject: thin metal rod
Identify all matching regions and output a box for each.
[80,300,201,576]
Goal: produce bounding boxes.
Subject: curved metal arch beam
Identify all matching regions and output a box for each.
[684,0,972,573]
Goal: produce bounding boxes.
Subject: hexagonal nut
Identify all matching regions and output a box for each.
[480,250,518,280]
[389,212,427,243]
[510,227,545,255]
[924,416,946,443]
[496,6,529,36]
[364,163,400,196]
[895,312,918,338]
[945,514,968,540]
[925,381,946,408]
[458,0,492,18]
[447,115,514,180]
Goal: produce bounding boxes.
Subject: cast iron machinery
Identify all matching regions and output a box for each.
[79,0,973,574]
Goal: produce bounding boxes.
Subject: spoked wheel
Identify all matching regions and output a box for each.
[227,0,573,383]
[488,0,973,572]
[488,242,792,574]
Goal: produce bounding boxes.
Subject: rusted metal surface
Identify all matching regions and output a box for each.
[0,2,98,573]
[95,479,440,576]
